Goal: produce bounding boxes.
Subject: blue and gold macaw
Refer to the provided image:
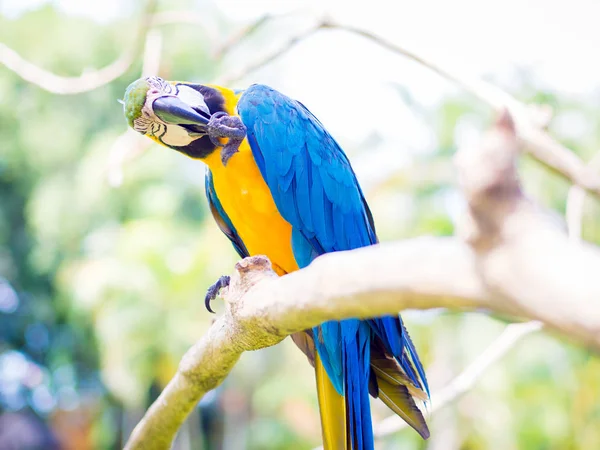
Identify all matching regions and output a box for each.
[123,76,430,449]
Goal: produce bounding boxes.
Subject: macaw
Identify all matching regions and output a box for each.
[122,76,430,449]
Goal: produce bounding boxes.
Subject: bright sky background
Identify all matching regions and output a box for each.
[3,0,599,96]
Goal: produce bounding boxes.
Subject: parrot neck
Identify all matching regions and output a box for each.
[206,84,241,118]
[199,84,245,168]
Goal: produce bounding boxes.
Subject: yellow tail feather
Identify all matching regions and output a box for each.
[315,353,349,450]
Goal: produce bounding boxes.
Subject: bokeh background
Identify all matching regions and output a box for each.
[1,0,600,449]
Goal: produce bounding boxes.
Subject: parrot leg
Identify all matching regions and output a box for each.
[204,275,230,313]
[207,112,247,166]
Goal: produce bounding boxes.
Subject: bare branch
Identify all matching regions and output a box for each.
[149,10,298,57]
[125,227,598,450]
[148,10,221,43]
[124,240,488,449]
[217,17,600,199]
[374,321,542,438]
[324,23,598,198]
[213,14,272,59]
[212,11,300,60]
[217,22,322,85]
[0,0,157,94]
[336,24,600,199]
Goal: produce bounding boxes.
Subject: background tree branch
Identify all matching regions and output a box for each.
[124,113,600,450]
[219,17,600,201]
[0,0,157,94]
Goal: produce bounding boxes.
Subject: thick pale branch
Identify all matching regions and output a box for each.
[232,240,486,333]
[456,112,600,348]
[124,314,247,450]
[125,231,600,449]
[125,238,488,450]
[125,233,600,449]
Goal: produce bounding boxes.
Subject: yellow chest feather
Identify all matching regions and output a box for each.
[204,141,298,275]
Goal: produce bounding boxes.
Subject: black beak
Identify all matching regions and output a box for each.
[153,96,210,126]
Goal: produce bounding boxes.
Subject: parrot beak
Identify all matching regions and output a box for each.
[152,96,210,126]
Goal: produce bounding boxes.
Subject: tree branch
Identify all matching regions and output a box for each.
[212,11,298,60]
[217,22,322,85]
[124,113,600,449]
[0,0,157,94]
[326,23,600,200]
[124,240,487,449]
[219,17,600,200]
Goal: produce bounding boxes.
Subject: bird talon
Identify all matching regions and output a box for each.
[207,112,247,165]
[204,275,231,313]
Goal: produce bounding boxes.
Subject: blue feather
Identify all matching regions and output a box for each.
[315,321,344,394]
[344,321,373,450]
[367,316,428,393]
[237,84,428,449]
[401,319,431,396]
[279,162,296,192]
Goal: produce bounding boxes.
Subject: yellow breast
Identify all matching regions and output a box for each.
[200,85,299,275]
[204,141,298,275]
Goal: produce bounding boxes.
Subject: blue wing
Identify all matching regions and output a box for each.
[238,85,429,446]
[205,168,249,259]
[238,85,376,256]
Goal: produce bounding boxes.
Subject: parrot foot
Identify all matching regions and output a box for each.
[207,112,247,166]
[204,275,231,313]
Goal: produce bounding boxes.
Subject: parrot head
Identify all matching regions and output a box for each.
[122,76,226,159]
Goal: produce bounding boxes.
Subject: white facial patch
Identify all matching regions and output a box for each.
[161,124,198,147]
[176,85,210,115]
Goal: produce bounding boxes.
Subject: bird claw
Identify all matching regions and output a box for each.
[204,275,231,313]
[207,112,247,166]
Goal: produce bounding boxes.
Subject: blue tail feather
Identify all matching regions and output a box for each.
[400,319,431,397]
[313,321,344,394]
[343,321,374,450]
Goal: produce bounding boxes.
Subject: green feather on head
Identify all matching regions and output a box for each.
[122,78,150,128]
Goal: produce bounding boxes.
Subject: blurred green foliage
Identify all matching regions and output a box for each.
[1,2,599,450]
